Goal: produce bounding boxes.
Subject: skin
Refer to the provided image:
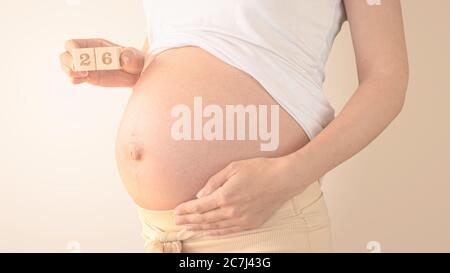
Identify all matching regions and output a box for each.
[60,0,409,236]
[114,46,310,209]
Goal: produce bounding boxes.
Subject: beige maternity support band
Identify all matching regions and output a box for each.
[137,180,332,253]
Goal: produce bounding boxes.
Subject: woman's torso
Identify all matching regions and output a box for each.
[115,0,346,210]
[115,47,309,210]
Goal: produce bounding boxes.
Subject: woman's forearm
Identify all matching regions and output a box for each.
[284,72,408,194]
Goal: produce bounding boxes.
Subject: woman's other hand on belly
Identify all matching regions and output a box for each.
[173,156,309,236]
[59,38,146,87]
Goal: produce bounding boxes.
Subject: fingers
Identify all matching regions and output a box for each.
[203,226,242,236]
[59,51,89,84]
[196,162,237,198]
[174,193,220,216]
[120,47,145,75]
[175,208,228,225]
[70,77,89,85]
[185,219,236,231]
[59,51,73,71]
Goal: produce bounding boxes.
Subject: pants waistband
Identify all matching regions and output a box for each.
[137,179,324,253]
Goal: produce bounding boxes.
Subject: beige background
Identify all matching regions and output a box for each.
[0,0,449,252]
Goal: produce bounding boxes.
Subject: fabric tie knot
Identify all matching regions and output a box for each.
[144,231,185,253]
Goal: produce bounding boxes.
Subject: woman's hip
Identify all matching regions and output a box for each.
[137,179,332,253]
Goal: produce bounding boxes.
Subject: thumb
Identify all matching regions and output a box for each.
[196,163,235,198]
[120,48,145,75]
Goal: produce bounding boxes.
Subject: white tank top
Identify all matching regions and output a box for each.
[142,0,347,139]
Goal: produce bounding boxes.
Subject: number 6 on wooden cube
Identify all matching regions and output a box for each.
[95,47,122,71]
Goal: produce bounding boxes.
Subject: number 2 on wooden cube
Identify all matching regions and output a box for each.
[72,48,96,72]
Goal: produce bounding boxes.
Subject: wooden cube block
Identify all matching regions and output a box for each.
[94,47,121,71]
[72,48,96,72]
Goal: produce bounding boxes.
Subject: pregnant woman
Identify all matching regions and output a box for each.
[59,0,408,252]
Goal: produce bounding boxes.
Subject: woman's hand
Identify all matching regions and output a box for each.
[59,38,145,87]
[174,156,307,236]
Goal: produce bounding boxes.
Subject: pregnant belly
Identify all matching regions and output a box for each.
[115,47,310,210]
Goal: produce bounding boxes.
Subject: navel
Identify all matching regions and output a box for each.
[128,142,144,161]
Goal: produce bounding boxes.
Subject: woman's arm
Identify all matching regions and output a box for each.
[283,0,409,192]
[173,0,409,235]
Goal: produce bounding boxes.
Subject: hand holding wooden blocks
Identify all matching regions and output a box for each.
[72,47,122,72]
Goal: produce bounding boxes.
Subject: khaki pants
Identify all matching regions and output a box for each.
[137,180,332,253]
